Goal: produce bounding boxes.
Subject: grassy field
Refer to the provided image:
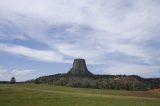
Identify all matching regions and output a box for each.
[0,84,160,106]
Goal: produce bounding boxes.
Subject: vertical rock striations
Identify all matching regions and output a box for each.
[67,59,93,76]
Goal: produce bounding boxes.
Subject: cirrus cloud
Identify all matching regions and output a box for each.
[0,0,160,79]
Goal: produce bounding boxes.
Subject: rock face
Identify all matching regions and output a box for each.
[67,59,93,76]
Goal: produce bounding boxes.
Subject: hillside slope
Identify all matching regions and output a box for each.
[32,74,160,91]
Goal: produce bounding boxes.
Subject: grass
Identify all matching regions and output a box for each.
[0,84,160,106]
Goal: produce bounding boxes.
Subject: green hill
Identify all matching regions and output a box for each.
[32,74,160,91]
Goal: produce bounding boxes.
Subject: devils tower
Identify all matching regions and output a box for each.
[67,59,93,76]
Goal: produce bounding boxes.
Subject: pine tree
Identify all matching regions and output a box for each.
[11,77,16,84]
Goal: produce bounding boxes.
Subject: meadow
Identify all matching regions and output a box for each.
[0,84,160,106]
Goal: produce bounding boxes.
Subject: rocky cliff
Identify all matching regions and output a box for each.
[67,59,93,76]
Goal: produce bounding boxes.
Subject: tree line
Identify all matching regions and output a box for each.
[33,74,160,91]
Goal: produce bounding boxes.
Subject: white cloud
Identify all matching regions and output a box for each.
[0,67,36,81]
[56,43,103,58]
[0,68,7,78]
[0,0,160,78]
[11,69,33,76]
[0,43,64,63]
[103,64,160,78]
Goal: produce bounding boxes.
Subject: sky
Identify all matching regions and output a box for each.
[0,0,160,81]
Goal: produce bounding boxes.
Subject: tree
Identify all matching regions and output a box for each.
[10,77,16,84]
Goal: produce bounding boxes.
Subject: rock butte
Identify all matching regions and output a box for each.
[67,59,93,76]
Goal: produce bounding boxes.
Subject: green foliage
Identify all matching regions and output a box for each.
[31,74,160,91]
[10,77,16,84]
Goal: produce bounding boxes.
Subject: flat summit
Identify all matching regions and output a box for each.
[67,59,93,76]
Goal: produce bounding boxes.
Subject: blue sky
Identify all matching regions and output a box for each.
[0,0,160,81]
